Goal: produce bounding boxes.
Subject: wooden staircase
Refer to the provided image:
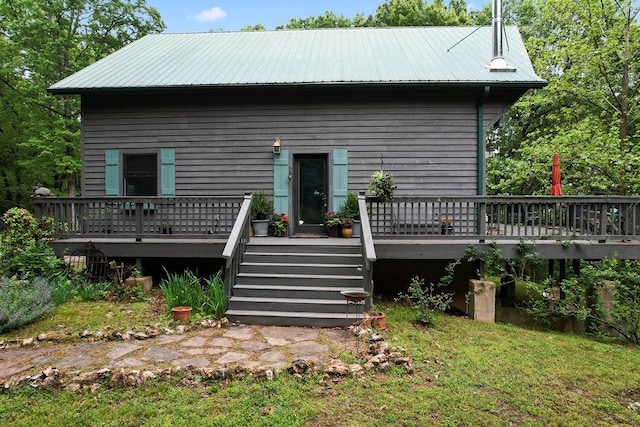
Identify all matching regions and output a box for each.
[225,240,367,327]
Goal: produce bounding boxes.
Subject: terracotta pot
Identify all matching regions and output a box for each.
[171,306,192,322]
[342,228,353,238]
[365,311,386,329]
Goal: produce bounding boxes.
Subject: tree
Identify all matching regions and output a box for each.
[0,0,164,197]
[487,0,640,196]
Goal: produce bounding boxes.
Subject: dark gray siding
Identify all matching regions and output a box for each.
[81,87,519,199]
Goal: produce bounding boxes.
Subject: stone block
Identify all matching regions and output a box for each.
[125,276,153,293]
[468,279,496,323]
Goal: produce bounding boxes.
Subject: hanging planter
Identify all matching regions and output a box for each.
[171,306,192,322]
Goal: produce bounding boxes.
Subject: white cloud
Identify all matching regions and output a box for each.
[193,7,227,23]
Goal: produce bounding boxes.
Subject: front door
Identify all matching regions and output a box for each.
[294,155,328,235]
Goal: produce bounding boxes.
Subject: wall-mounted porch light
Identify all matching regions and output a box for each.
[272,137,281,155]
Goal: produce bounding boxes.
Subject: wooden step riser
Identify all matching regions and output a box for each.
[240,264,362,276]
[225,313,352,328]
[243,253,361,265]
[228,300,348,313]
[237,275,363,287]
[233,287,358,300]
[247,244,360,255]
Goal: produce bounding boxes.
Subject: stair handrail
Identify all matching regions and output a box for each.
[358,191,377,310]
[222,193,253,301]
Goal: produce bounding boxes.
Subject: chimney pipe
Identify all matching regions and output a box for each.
[488,0,515,72]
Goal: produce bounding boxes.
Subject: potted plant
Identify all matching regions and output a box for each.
[251,191,273,237]
[441,218,453,235]
[368,170,396,202]
[342,217,354,238]
[325,211,342,237]
[160,221,173,234]
[108,260,125,285]
[340,192,360,237]
[271,212,290,237]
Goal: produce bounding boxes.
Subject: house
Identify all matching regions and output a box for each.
[40,26,640,326]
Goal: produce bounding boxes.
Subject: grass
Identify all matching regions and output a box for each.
[1,301,640,425]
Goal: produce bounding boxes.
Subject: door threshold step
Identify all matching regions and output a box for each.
[229,296,349,305]
[245,252,361,258]
[241,262,362,269]
[225,310,361,319]
[234,284,364,292]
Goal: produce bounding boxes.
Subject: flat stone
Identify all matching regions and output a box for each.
[0,347,50,361]
[108,358,145,368]
[183,348,205,355]
[223,327,255,341]
[237,360,262,369]
[142,346,182,362]
[210,338,234,348]
[107,343,141,360]
[173,357,210,369]
[155,335,185,345]
[258,351,286,363]
[325,329,350,344]
[0,360,33,380]
[30,355,55,366]
[205,348,227,355]
[69,342,107,353]
[180,336,208,347]
[261,326,319,345]
[239,341,269,352]
[194,328,219,337]
[56,353,93,369]
[287,341,329,356]
[215,352,249,365]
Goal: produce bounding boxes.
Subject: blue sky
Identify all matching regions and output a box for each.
[147,1,384,33]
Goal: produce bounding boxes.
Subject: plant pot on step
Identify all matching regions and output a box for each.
[252,220,270,237]
[171,306,192,322]
[342,227,353,238]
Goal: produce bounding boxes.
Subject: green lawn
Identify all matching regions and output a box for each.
[1,302,639,426]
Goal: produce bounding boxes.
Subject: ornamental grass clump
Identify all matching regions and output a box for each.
[160,268,227,318]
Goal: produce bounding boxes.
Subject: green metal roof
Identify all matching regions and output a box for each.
[49,26,545,94]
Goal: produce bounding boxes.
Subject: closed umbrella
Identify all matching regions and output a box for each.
[550,152,562,196]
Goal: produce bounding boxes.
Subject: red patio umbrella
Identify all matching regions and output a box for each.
[550,152,562,196]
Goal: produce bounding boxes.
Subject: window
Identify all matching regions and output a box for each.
[123,154,157,196]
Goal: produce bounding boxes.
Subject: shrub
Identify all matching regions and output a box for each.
[397,276,453,326]
[0,277,54,333]
[0,208,63,279]
[50,273,80,305]
[77,281,112,301]
[339,192,360,220]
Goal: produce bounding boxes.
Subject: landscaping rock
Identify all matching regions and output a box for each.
[323,359,349,376]
[36,334,48,341]
[133,332,148,340]
[21,337,34,347]
[79,330,92,338]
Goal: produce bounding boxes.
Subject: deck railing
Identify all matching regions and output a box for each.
[33,196,244,239]
[222,194,253,300]
[368,196,640,241]
[358,191,377,311]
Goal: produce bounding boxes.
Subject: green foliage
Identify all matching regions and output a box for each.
[250,191,273,220]
[77,281,112,302]
[49,273,80,305]
[368,170,396,202]
[160,268,227,318]
[0,208,63,279]
[202,270,226,318]
[0,277,54,332]
[526,259,640,345]
[397,275,453,326]
[0,0,164,196]
[339,191,359,220]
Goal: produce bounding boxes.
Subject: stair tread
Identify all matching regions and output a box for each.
[237,272,363,280]
[234,284,364,291]
[245,252,360,257]
[225,310,360,319]
[230,296,355,304]
[241,262,362,268]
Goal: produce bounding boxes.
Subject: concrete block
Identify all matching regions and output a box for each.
[125,276,153,293]
[468,279,496,323]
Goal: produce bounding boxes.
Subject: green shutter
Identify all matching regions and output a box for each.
[273,150,289,214]
[160,149,176,197]
[332,149,348,210]
[105,149,120,196]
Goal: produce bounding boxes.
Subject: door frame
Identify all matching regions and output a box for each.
[292,153,329,235]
